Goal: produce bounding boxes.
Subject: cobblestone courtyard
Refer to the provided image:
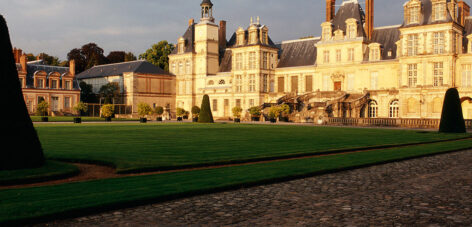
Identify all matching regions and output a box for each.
[38,150,472,226]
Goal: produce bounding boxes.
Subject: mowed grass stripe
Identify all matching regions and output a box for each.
[1,139,472,225]
[35,124,469,172]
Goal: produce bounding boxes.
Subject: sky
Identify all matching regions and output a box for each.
[0,0,456,61]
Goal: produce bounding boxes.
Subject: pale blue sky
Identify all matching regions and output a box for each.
[0,0,463,60]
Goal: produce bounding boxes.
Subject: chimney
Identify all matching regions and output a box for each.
[189,18,194,27]
[365,0,374,40]
[20,54,27,73]
[219,20,227,49]
[326,0,336,22]
[458,1,470,26]
[69,60,76,77]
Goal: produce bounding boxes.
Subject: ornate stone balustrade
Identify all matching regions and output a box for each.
[327,118,472,129]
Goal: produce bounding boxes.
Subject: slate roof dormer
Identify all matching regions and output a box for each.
[171,23,195,55]
[331,0,367,38]
[401,0,455,28]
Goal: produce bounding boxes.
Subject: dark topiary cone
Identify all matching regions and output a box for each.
[0,15,45,170]
[439,88,466,133]
[198,94,214,123]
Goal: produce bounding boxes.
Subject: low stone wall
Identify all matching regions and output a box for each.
[327,117,472,129]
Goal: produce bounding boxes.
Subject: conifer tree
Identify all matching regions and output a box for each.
[0,15,44,170]
[198,95,214,123]
[439,88,466,133]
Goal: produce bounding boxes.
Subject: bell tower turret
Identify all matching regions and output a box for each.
[200,0,215,23]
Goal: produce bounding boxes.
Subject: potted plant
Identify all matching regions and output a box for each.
[36,101,49,122]
[191,106,200,122]
[268,106,282,123]
[232,106,242,123]
[184,111,190,120]
[137,102,152,123]
[248,106,261,122]
[154,106,164,121]
[101,104,114,122]
[176,108,186,121]
[279,104,291,122]
[73,102,88,124]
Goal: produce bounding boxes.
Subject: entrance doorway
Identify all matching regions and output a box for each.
[334,81,342,91]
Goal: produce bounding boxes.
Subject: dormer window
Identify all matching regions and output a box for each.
[260,27,268,45]
[178,37,185,54]
[321,22,332,40]
[406,3,421,24]
[433,2,446,21]
[334,30,344,40]
[369,43,381,61]
[345,18,357,39]
[236,27,245,46]
[249,26,258,45]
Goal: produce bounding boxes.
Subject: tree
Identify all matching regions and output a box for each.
[36,101,49,116]
[67,43,107,74]
[439,88,466,133]
[0,15,44,170]
[99,82,120,104]
[37,53,62,66]
[106,51,137,64]
[124,52,137,62]
[191,106,201,119]
[79,81,97,103]
[73,102,88,117]
[101,104,114,119]
[232,106,242,119]
[198,95,214,123]
[137,103,153,118]
[139,40,174,71]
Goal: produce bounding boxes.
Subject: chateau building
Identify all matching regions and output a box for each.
[14,48,81,115]
[76,60,176,117]
[169,0,472,121]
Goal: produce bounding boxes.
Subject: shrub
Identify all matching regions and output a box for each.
[137,103,153,118]
[191,106,201,118]
[232,106,243,118]
[36,101,49,116]
[101,104,114,118]
[73,102,88,117]
[268,106,282,119]
[176,108,186,117]
[280,104,291,116]
[198,95,214,123]
[439,88,466,133]
[248,106,261,117]
[154,106,164,117]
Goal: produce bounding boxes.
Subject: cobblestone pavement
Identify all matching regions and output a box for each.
[37,150,472,227]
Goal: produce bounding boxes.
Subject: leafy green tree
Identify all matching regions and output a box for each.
[248,106,261,117]
[176,107,186,117]
[73,101,88,117]
[36,101,49,116]
[137,103,153,118]
[139,40,174,71]
[191,106,201,119]
[79,81,97,103]
[439,88,466,133]
[198,95,214,123]
[101,104,114,118]
[37,53,62,66]
[0,15,44,170]
[232,106,242,118]
[124,52,137,62]
[99,82,120,104]
[154,106,164,117]
[67,43,107,74]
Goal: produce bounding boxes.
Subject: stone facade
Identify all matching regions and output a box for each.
[169,0,472,121]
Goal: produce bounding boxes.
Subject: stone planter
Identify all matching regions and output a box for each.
[73,117,82,124]
[177,117,183,121]
[156,117,162,122]
[105,117,112,122]
[270,118,277,123]
[192,117,198,122]
[140,118,147,123]
[234,118,241,123]
[41,117,48,122]
[251,116,260,122]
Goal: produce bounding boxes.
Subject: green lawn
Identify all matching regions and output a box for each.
[35,123,469,173]
[1,138,472,225]
[0,161,78,185]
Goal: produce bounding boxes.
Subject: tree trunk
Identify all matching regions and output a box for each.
[0,15,45,170]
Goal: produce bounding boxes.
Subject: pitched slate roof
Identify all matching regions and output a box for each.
[401,0,454,28]
[277,38,320,68]
[171,24,195,55]
[76,60,172,80]
[370,25,401,60]
[226,26,278,49]
[331,1,366,38]
[22,60,80,89]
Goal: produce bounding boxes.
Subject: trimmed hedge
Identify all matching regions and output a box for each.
[198,95,214,123]
[439,88,466,133]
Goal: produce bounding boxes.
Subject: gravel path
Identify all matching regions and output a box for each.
[37,150,472,227]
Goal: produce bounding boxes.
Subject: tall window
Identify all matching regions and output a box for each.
[262,52,268,70]
[64,97,71,109]
[463,64,472,87]
[248,52,256,70]
[186,61,191,74]
[336,49,342,62]
[235,53,243,70]
[407,34,419,56]
[305,75,313,92]
[51,80,58,89]
[171,63,176,74]
[368,100,378,118]
[408,64,418,87]
[433,62,444,87]
[348,24,357,39]
[409,6,419,24]
[323,51,330,64]
[433,32,445,54]
[65,81,71,90]
[389,100,399,118]
[433,3,445,21]
[235,75,242,92]
[248,74,256,92]
[262,74,268,92]
[278,77,285,93]
[348,48,355,61]
[179,62,183,75]
[371,72,379,90]
[235,99,241,108]
[371,48,380,61]
[212,99,218,112]
[37,79,44,88]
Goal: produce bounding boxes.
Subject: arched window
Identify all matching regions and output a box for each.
[208,80,214,85]
[219,80,225,85]
[368,100,378,118]
[389,100,399,118]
